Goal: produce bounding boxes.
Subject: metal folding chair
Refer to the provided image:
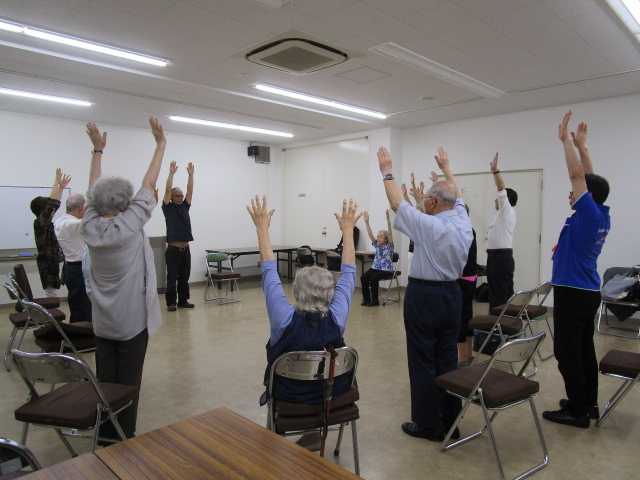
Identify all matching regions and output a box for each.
[596,349,640,427]
[204,252,241,304]
[380,252,401,306]
[0,437,41,476]
[436,332,548,480]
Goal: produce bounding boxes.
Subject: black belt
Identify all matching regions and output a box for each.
[65,261,82,265]
[168,245,189,251]
[408,276,456,286]
[487,248,513,253]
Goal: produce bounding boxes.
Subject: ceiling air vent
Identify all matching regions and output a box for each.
[246,38,348,75]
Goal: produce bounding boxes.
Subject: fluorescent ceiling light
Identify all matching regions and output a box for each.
[169,116,293,138]
[0,87,91,106]
[605,0,640,42]
[0,18,168,66]
[369,42,505,99]
[254,84,388,119]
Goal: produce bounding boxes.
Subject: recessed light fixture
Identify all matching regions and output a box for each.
[0,87,91,106]
[169,116,293,138]
[0,18,168,66]
[248,0,291,10]
[254,84,387,119]
[369,42,505,99]
[605,0,640,43]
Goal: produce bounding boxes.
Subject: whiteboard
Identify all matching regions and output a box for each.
[0,186,71,250]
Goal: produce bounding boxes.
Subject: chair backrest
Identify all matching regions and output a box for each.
[269,346,358,393]
[206,252,230,263]
[495,288,535,320]
[493,332,546,376]
[532,281,552,306]
[325,250,341,271]
[0,437,41,474]
[13,264,34,301]
[11,350,109,405]
[296,247,314,266]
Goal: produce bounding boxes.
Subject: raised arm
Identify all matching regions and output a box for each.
[163,161,177,204]
[363,211,376,243]
[434,147,462,198]
[247,195,276,262]
[142,117,166,191]
[86,122,107,187]
[490,152,505,191]
[334,199,361,265]
[185,162,194,204]
[377,147,404,212]
[409,181,425,212]
[558,110,587,198]
[386,209,393,244]
[50,168,71,200]
[402,183,413,206]
[571,121,594,174]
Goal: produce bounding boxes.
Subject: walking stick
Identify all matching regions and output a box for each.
[320,344,338,457]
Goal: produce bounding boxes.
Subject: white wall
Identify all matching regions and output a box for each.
[0,111,282,303]
[400,94,640,289]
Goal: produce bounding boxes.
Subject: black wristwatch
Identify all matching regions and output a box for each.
[383,173,394,181]
[91,149,103,154]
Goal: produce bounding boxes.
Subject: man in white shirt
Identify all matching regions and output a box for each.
[54,193,92,323]
[486,153,517,311]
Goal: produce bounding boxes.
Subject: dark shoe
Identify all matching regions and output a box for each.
[366,300,380,307]
[177,302,195,309]
[361,300,370,306]
[401,422,444,442]
[167,304,177,312]
[542,409,590,428]
[559,399,599,419]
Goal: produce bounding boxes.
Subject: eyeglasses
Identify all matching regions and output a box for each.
[569,191,573,196]
[420,195,437,203]
[173,194,184,198]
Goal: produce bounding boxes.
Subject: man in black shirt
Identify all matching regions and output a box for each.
[162,161,194,311]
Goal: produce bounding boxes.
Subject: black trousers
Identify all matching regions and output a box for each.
[62,262,92,323]
[456,278,477,342]
[404,281,461,429]
[553,286,601,417]
[95,329,149,439]
[361,268,391,302]
[486,249,514,310]
[165,245,191,306]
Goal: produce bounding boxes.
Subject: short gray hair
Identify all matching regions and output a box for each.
[378,230,389,243]
[90,176,134,215]
[293,266,335,314]
[66,193,85,212]
[427,180,456,206]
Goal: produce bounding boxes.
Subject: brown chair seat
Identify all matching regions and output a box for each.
[15,380,138,430]
[33,321,96,353]
[9,311,30,328]
[600,349,640,378]
[275,387,360,417]
[469,315,523,335]
[436,365,539,408]
[491,304,548,319]
[207,271,242,280]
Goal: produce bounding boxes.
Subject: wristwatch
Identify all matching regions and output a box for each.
[383,173,394,181]
[91,149,103,154]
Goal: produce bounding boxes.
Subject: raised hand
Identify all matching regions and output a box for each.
[335,198,361,230]
[558,110,572,142]
[430,171,438,183]
[169,161,178,174]
[247,195,274,230]
[571,121,588,150]
[86,122,107,150]
[410,172,416,189]
[363,210,370,223]
[59,172,72,188]
[187,162,195,176]
[377,147,393,175]
[434,147,450,171]
[490,152,499,173]
[149,117,166,147]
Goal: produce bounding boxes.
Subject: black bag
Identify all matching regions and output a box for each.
[474,282,489,302]
[326,250,341,271]
[473,330,502,356]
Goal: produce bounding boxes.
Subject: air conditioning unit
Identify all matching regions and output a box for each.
[245,38,348,75]
[248,145,270,164]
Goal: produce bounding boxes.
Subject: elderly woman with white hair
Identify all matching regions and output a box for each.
[247,195,361,405]
[81,118,165,440]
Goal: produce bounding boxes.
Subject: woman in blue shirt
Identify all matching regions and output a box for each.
[361,209,394,307]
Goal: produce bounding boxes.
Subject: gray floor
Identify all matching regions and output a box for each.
[2,279,639,479]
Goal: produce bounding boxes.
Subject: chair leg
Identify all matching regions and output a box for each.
[351,420,359,477]
[596,379,636,427]
[481,402,508,480]
[334,422,345,456]
[3,325,19,371]
[55,428,78,457]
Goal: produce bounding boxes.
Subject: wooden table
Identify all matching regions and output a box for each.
[23,453,117,479]
[207,246,297,278]
[96,407,360,479]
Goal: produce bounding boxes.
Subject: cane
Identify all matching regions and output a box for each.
[320,344,339,457]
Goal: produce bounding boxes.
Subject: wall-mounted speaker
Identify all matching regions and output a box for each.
[248,145,270,164]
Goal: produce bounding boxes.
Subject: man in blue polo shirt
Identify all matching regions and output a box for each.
[162,161,195,311]
[543,110,611,429]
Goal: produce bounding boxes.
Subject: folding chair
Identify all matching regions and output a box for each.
[294,246,317,275]
[596,349,640,427]
[266,346,360,476]
[324,250,341,283]
[204,252,241,304]
[3,281,66,371]
[0,437,41,477]
[491,281,554,361]
[380,252,401,306]
[597,266,640,339]
[11,349,138,457]
[436,332,548,480]
[12,265,60,312]
[469,288,535,374]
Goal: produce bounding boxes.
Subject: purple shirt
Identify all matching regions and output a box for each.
[262,260,356,346]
